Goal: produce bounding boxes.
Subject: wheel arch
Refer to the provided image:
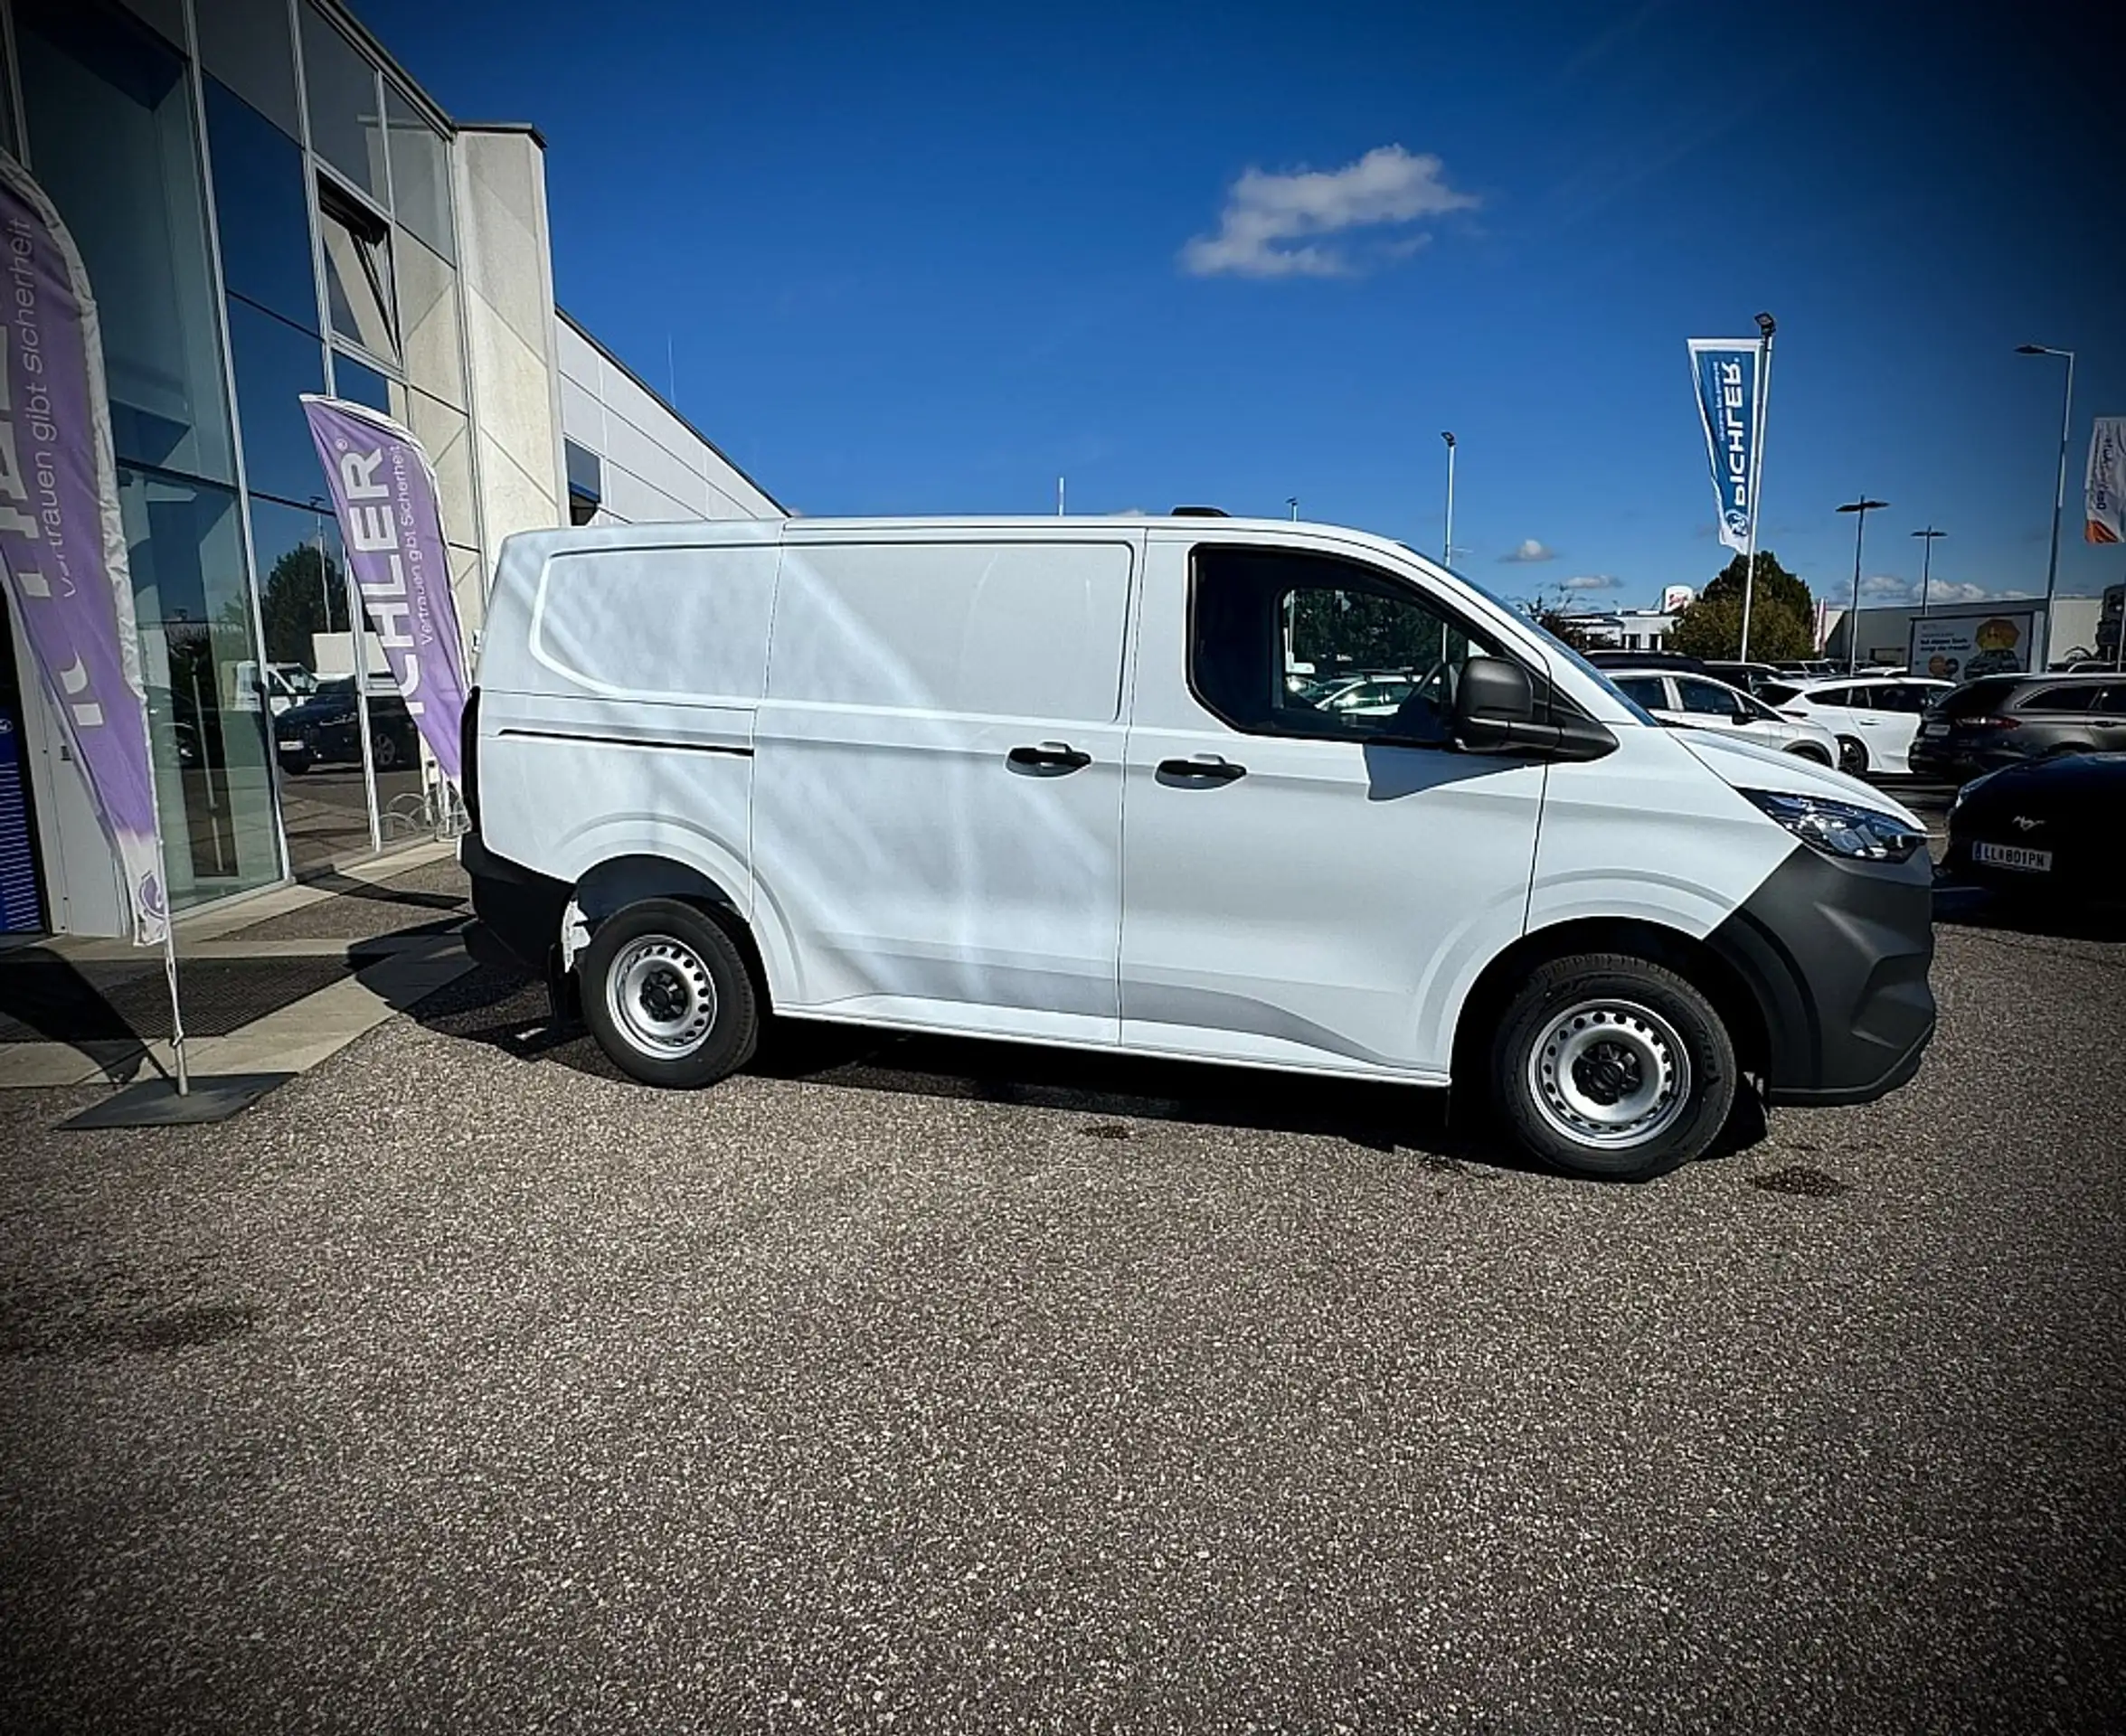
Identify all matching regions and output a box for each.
[572,854,775,1009]
[1451,916,1771,1088]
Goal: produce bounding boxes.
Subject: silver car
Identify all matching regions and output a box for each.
[1610,670,1841,766]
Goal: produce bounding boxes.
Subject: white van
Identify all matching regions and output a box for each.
[461,516,1936,1180]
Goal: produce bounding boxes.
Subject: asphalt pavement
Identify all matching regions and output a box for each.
[2,867,2122,1732]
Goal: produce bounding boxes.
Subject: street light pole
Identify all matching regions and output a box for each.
[1911,526,1945,618]
[2017,344,2075,669]
[1836,495,1889,675]
[1440,431,1456,565]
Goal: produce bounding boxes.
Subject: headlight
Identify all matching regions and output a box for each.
[1949,767,2002,819]
[1741,789,1925,863]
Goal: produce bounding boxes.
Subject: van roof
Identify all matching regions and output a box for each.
[492,514,1457,570]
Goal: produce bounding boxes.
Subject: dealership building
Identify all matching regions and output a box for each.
[0,0,777,939]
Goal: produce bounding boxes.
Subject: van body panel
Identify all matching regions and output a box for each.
[1118,528,1546,1077]
[1527,725,1795,938]
[751,536,1137,1038]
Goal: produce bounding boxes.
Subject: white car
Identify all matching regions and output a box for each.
[463,514,1937,1182]
[1608,670,1841,766]
[1757,675,1955,777]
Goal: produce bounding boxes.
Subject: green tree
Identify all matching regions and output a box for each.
[256,545,346,668]
[1668,549,1818,661]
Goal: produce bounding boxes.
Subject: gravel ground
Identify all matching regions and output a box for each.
[1,891,2121,1733]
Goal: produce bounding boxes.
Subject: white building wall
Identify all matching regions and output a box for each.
[554,313,780,524]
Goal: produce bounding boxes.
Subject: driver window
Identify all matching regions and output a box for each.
[1190,546,1497,743]
[1677,679,1743,717]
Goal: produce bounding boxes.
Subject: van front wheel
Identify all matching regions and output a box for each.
[1490,954,1736,1181]
[581,898,758,1089]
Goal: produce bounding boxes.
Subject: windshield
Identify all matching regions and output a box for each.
[1428,560,1661,727]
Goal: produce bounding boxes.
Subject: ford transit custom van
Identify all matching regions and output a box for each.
[460,516,1935,1180]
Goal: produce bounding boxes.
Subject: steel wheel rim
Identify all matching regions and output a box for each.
[1526,998,1692,1151]
[607,935,717,1059]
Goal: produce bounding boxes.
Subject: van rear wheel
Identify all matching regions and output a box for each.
[1490,954,1736,1181]
[581,898,758,1088]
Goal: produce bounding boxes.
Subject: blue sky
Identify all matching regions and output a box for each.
[363,0,2121,614]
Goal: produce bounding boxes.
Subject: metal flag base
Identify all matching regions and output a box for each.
[61,1071,293,1130]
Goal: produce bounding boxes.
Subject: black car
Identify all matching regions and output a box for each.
[1583,650,1706,675]
[1701,659,1788,697]
[276,677,420,775]
[1943,752,2125,902]
[1908,672,2126,780]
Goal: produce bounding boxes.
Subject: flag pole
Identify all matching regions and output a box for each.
[1737,312,1776,664]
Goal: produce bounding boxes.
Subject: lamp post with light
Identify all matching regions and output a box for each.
[1911,526,1945,618]
[1440,431,1456,566]
[1836,495,1888,674]
[2017,343,2074,668]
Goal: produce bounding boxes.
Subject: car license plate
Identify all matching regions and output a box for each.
[1921,722,1948,737]
[278,735,304,750]
[1972,841,2051,873]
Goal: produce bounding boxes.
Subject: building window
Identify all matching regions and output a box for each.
[204,79,320,334]
[197,0,300,138]
[317,175,398,363]
[298,3,386,202]
[331,352,394,417]
[17,0,237,486]
[384,86,455,262]
[565,439,603,524]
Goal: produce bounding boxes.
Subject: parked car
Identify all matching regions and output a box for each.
[1701,660,1787,697]
[1943,751,2126,903]
[1584,650,1706,675]
[277,675,419,775]
[1908,673,2126,780]
[1607,670,1840,765]
[1755,675,1954,777]
[461,514,1936,1184]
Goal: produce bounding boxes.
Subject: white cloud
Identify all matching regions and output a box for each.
[1499,539,1556,563]
[1562,573,1621,590]
[1859,575,2037,606]
[1181,145,1478,279]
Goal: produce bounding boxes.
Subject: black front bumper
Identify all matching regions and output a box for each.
[1705,844,1937,1106]
[460,832,571,974]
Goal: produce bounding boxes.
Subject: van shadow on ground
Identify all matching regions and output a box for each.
[412,957,1770,1177]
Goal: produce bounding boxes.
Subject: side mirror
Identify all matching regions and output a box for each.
[1451,656,1618,761]
[1453,656,1536,750]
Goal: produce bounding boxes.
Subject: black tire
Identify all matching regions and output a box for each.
[1785,743,1833,766]
[580,898,759,1089]
[1490,953,1738,1181]
[372,731,400,771]
[279,751,311,776]
[1836,735,1869,777]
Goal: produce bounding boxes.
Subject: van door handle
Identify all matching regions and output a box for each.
[1157,755,1247,785]
[1006,741,1091,773]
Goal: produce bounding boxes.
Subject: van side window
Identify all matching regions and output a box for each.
[1189,546,1498,745]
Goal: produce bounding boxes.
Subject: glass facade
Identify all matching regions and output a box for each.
[2,0,488,923]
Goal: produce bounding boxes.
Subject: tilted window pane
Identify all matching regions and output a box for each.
[410,391,477,550]
[226,297,328,507]
[299,4,386,202]
[16,0,236,486]
[204,80,321,335]
[318,180,399,362]
[385,85,455,262]
[197,0,300,137]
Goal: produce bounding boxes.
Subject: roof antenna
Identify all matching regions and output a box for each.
[666,334,676,407]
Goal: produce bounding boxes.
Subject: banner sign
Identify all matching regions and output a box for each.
[301,396,468,781]
[2086,416,2125,545]
[1907,611,2038,684]
[1688,338,1763,554]
[0,155,166,945]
